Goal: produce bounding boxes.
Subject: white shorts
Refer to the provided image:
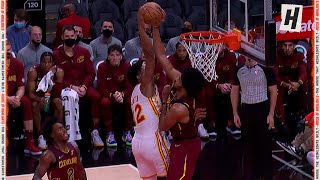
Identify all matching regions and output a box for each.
[132,131,170,178]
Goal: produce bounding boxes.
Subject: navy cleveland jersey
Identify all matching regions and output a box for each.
[47,143,79,180]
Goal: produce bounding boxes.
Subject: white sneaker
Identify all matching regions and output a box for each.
[91,129,104,148]
[38,135,47,150]
[198,123,209,138]
[122,131,132,146]
[106,131,117,147]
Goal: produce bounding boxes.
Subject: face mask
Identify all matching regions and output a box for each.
[64,38,76,47]
[75,36,82,43]
[181,27,192,33]
[102,29,113,38]
[14,22,25,29]
[32,40,41,47]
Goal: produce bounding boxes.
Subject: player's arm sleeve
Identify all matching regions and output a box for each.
[83,50,95,87]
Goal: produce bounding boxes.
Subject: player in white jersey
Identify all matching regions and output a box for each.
[128,7,169,180]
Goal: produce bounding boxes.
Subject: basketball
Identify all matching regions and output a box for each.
[141,2,165,26]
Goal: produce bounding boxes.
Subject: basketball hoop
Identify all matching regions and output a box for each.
[179,29,241,82]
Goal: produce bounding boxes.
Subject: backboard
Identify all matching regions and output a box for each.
[210,0,275,66]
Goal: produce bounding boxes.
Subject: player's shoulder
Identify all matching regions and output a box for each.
[41,149,57,163]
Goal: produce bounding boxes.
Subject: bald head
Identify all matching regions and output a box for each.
[63,3,76,17]
[30,26,42,45]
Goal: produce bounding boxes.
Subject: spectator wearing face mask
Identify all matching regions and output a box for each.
[54,3,91,47]
[7,9,32,55]
[17,26,52,83]
[165,20,193,56]
[124,23,152,61]
[90,19,122,66]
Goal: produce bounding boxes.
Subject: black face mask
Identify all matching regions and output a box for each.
[102,29,113,38]
[181,27,192,33]
[64,38,76,47]
[75,36,82,44]
[32,40,41,47]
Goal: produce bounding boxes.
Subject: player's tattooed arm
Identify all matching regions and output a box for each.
[32,150,56,180]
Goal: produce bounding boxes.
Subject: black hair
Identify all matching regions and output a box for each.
[61,25,75,35]
[42,117,60,146]
[14,9,29,22]
[175,42,183,49]
[107,44,123,55]
[40,52,54,63]
[127,60,144,85]
[181,68,205,98]
[101,19,114,28]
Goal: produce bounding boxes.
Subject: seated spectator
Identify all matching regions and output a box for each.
[165,20,193,56]
[74,25,94,60]
[274,40,307,125]
[124,23,152,61]
[54,3,90,47]
[17,26,52,83]
[7,9,32,54]
[53,25,102,147]
[27,52,64,150]
[277,112,314,160]
[90,19,122,64]
[7,40,42,155]
[168,42,192,77]
[97,44,133,147]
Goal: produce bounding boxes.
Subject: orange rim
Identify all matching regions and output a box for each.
[179,30,241,50]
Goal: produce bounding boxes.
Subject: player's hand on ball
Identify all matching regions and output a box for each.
[162,85,171,102]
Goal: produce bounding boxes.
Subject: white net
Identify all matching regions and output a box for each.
[180,33,224,82]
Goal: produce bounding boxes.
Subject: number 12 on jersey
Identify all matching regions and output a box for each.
[133,103,146,125]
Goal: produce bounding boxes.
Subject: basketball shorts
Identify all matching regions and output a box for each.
[132,131,170,178]
[167,137,201,180]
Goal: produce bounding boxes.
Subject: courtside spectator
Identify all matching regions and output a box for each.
[74,25,94,60]
[168,42,192,78]
[54,3,90,47]
[165,20,193,56]
[53,26,102,147]
[27,52,64,150]
[7,40,42,155]
[124,23,152,61]
[97,44,133,147]
[17,26,52,83]
[7,9,31,54]
[90,19,122,64]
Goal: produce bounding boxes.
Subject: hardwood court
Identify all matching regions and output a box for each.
[6,164,142,180]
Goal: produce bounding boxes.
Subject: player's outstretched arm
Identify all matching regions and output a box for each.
[152,26,181,82]
[138,7,156,97]
[32,151,55,180]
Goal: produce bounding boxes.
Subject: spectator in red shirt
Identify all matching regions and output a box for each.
[97,44,133,147]
[53,26,102,148]
[27,52,64,150]
[7,40,42,155]
[274,40,308,124]
[54,3,90,47]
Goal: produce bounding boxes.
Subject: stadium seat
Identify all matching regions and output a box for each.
[154,0,182,17]
[125,17,138,40]
[159,13,183,42]
[187,11,209,31]
[93,20,126,44]
[121,0,146,22]
[180,0,206,18]
[91,0,122,25]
